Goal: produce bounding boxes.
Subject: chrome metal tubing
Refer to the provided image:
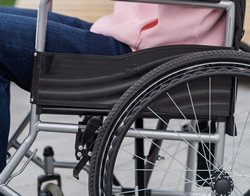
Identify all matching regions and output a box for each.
[225,1,235,47]
[11,141,44,169]
[127,128,220,143]
[0,185,21,196]
[12,120,221,144]
[36,121,80,133]
[184,121,196,194]
[112,186,187,195]
[35,0,52,52]
[214,122,226,168]
[53,161,77,169]
[7,111,31,150]
[0,105,39,185]
[115,0,231,8]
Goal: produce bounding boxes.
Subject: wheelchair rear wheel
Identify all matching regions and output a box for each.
[89,50,250,196]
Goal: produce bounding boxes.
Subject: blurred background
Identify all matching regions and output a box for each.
[15,0,114,22]
[0,0,249,195]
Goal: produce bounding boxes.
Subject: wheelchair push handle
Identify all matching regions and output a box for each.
[35,0,52,53]
[114,0,230,9]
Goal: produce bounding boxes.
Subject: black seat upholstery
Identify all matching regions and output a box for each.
[31,45,230,115]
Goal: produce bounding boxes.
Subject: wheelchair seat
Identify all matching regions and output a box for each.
[31,44,230,115]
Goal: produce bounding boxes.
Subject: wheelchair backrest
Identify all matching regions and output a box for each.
[229,0,245,49]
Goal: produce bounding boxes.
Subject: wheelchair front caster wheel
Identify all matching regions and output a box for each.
[38,190,52,196]
[42,183,64,196]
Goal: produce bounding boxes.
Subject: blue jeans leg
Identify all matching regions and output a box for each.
[0,6,93,30]
[0,75,10,173]
[0,5,131,179]
[0,7,131,91]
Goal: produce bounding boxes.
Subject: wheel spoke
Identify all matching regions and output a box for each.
[132,126,214,186]
[113,177,214,195]
[148,103,218,171]
[187,82,217,177]
[232,78,238,175]
[230,110,250,174]
[124,125,219,195]
[159,143,182,187]
[208,77,212,171]
[119,146,212,190]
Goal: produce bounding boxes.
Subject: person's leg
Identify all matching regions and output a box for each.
[0,10,131,181]
[0,5,93,30]
[0,11,131,89]
[0,74,10,196]
[0,75,10,173]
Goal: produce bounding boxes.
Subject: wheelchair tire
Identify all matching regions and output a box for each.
[89,50,250,196]
[43,183,64,196]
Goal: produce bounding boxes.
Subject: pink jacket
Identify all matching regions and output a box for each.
[90,2,226,51]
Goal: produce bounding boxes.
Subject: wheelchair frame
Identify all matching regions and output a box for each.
[0,0,240,195]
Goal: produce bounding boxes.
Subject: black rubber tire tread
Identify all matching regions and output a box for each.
[89,50,250,196]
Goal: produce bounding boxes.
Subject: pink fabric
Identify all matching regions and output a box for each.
[90,2,226,51]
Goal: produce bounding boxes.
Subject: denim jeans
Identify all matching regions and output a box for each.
[0,5,132,180]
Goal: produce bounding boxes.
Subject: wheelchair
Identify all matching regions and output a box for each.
[1,0,250,195]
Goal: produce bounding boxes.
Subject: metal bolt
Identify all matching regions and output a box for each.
[77,152,82,157]
[30,98,34,103]
[78,145,84,151]
[33,52,37,57]
[88,151,92,157]
[157,155,165,161]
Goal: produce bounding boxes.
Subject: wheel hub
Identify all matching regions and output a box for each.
[211,170,234,196]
